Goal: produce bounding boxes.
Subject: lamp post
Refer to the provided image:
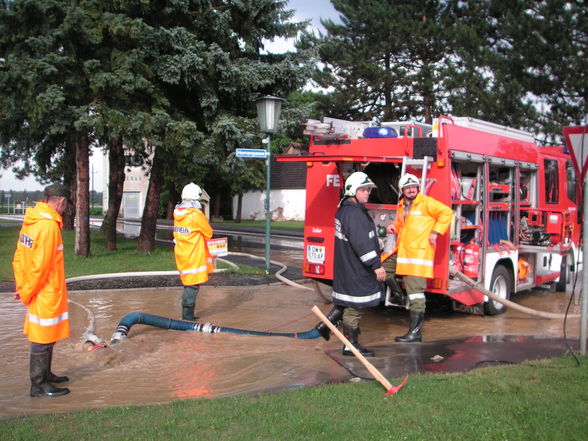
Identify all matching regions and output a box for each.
[255,95,284,274]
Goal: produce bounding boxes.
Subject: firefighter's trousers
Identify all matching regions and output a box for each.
[383,253,426,313]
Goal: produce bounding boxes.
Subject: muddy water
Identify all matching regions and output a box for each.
[0,277,582,417]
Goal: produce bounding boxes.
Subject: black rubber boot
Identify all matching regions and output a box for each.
[315,305,344,341]
[182,286,199,320]
[30,351,70,397]
[385,277,408,308]
[395,310,424,343]
[47,345,69,383]
[342,326,375,357]
[182,306,199,321]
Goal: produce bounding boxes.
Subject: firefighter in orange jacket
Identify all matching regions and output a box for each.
[13,184,71,397]
[173,183,214,320]
[385,173,453,342]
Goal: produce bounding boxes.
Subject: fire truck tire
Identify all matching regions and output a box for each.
[555,255,571,292]
[485,265,512,315]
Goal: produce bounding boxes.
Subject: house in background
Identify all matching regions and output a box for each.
[232,143,307,221]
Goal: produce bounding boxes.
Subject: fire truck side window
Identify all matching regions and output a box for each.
[566,159,577,203]
[544,159,559,204]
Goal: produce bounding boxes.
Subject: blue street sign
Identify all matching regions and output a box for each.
[236,148,268,159]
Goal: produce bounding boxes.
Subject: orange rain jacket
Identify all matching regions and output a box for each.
[12,202,70,344]
[391,193,453,279]
[173,206,214,286]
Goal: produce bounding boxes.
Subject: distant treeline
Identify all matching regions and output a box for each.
[0,190,102,205]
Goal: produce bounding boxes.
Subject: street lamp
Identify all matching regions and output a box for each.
[255,95,284,274]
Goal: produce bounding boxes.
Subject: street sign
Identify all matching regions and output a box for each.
[563,126,588,179]
[236,148,268,159]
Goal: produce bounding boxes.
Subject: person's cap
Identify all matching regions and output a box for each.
[44,184,71,202]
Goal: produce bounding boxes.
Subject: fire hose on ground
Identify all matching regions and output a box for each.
[449,266,580,320]
[109,312,320,344]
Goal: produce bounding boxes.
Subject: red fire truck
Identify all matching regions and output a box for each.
[278,116,581,315]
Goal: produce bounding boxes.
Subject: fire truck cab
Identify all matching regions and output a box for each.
[278,116,581,315]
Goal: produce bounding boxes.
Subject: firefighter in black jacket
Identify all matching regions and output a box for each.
[314,171,386,357]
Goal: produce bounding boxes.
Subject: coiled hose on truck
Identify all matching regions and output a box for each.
[110,312,320,344]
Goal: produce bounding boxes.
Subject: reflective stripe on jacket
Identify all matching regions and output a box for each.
[173,207,214,286]
[332,198,383,308]
[12,202,69,344]
[392,193,453,278]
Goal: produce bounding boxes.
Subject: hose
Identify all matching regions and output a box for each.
[110,312,320,344]
[228,252,313,291]
[449,266,581,320]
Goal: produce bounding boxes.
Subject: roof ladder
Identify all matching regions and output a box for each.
[400,156,434,195]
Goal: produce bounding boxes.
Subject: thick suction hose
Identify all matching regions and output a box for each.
[110,312,320,344]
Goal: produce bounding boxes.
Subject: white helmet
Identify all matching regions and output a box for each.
[399,173,420,189]
[181,183,202,201]
[344,172,376,197]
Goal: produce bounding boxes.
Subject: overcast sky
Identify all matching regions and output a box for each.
[0,0,339,193]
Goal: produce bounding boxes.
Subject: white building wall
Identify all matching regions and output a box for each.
[233,189,306,221]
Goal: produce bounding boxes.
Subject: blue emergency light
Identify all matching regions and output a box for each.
[362,126,398,138]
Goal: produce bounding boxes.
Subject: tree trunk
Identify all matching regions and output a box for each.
[62,138,77,230]
[166,183,179,220]
[137,149,163,253]
[100,139,125,251]
[236,193,242,222]
[75,132,90,257]
[213,191,221,219]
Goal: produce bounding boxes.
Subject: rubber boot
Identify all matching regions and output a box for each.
[182,306,199,321]
[385,277,408,309]
[30,351,70,397]
[181,286,199,320]
[342,326,375,357]
[47,345,69,383]
[315,305,344,341]
[394,310,424,343]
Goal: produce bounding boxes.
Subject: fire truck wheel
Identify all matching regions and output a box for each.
[485,265,512,315]
[555,255,572,293]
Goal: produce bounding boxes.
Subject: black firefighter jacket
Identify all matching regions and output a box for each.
[332,198,383,308]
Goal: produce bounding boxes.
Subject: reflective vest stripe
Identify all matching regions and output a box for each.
[27,311,69,327]
[179,265,208,276]
[332,290,381,304]
[359,250,377,263]
[397,257,434,267]
[408,293,426,300]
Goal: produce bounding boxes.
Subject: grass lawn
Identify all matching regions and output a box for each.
[1,356,587,440]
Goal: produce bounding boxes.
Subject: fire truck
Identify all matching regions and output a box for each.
[277,116,581,315]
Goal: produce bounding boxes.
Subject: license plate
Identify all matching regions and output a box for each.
[306,245,326,264]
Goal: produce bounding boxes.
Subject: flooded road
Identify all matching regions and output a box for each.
[0,278,581,417]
